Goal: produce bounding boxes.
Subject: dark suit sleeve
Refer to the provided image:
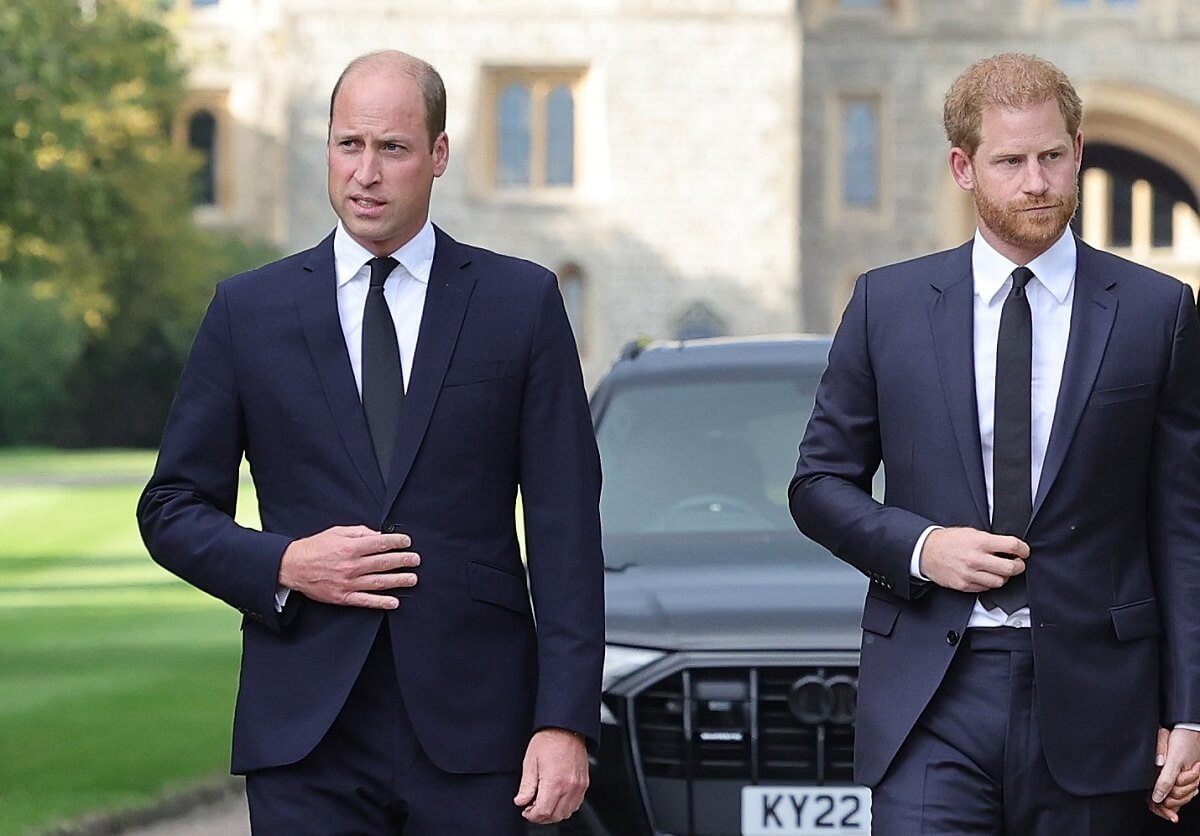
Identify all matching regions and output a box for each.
[137,284,293,631]
[1148,283,1200,726]
[789,273,934,598]
[518,273,605,745]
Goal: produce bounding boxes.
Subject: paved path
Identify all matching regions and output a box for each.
[116,793,250,836]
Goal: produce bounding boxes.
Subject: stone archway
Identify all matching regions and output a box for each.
[1080,84,1200,291]
[1080,84,1200,208]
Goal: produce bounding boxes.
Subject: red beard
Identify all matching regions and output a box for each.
[975,183,1079,255]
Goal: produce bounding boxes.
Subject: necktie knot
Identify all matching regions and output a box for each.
[368,256,399,289]
[1011,266,1034,292]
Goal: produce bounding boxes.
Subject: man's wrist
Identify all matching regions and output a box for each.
[535,726,588,746]
[538,726,584,737]
[910,525,941,581]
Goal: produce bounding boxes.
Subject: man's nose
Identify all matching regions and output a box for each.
[1023,162,1049,196]
[355,150,380,185]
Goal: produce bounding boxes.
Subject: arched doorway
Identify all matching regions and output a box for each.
[1073,144,1200,290]
[1079,85,1200,292]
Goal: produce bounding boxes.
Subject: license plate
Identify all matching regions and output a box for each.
[741,786,872,835]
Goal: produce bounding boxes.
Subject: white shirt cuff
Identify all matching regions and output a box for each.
[1175,722,1200,732]
[275,586,291,612]
[910,526,942,581]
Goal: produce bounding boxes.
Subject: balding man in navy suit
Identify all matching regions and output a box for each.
[139,50,603,834]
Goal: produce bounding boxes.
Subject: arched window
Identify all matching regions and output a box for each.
[187,109,217,205]
[673,302,726,341]
[486,69,583,190]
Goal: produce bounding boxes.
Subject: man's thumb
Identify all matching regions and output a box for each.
[514,762,538,806]
[1153,761,1180,804]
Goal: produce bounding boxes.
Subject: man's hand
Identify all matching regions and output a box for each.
[919,526,1029,593]
[277,525,419,609]
[1150,727,1200,823]
[513,727,589,824]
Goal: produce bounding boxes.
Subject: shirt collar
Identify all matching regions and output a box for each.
[333,219,436,288]
[972,227,1076,306]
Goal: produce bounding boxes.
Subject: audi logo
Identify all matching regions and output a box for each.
[787,674,857,725]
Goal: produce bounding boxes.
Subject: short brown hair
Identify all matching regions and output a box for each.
[329,50,447,149]
[943,53,1082,156]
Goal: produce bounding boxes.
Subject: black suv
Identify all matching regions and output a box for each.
[567,336,871,836]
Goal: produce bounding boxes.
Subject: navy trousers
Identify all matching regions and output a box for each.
[871,627,1144,835]
[245,623,525,835]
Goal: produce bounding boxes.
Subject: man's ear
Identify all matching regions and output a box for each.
[432,131,449,178]
[949,146,975,192]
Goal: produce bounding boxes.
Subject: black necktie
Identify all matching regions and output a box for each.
[980,266,1033,614]
[361,256,403,479]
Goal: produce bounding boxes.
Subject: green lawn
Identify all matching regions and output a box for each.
[0,450,252,835]
[0,448,159,479]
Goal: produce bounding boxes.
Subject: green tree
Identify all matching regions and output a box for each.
[0,0,277,445]
[0,282,84,444]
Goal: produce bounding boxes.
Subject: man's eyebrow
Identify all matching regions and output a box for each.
[988,141,1069,158]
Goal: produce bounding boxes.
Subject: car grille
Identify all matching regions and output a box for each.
[633,665,856,782]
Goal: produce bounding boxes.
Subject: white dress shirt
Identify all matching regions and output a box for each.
[275,219,436,611]
[334,219,435,394]
[912,229,1076,629]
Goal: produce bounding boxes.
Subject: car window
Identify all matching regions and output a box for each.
[596,372,820,536]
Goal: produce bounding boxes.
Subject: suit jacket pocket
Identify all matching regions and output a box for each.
[1089,382,1153,408]
[444,360,513,388]
[468,560,533,617]
[1110,597,1161,641]
[861,593,901,637]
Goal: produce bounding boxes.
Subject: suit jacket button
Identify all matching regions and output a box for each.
[382,522,396,533]
[946,630,960,646]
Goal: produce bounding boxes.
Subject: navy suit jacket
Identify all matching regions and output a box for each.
[138,227,604,775]
[790,236,1200,795]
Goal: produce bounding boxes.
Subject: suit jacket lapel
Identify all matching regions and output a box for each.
[1033,240,1117,516]
[383,227,477,510]
[295,234,386,501]
[928,242,991,528]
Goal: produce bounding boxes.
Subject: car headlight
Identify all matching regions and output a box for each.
[601,644,665,724]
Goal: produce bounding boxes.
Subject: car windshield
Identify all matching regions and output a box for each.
[596,369,821,542]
